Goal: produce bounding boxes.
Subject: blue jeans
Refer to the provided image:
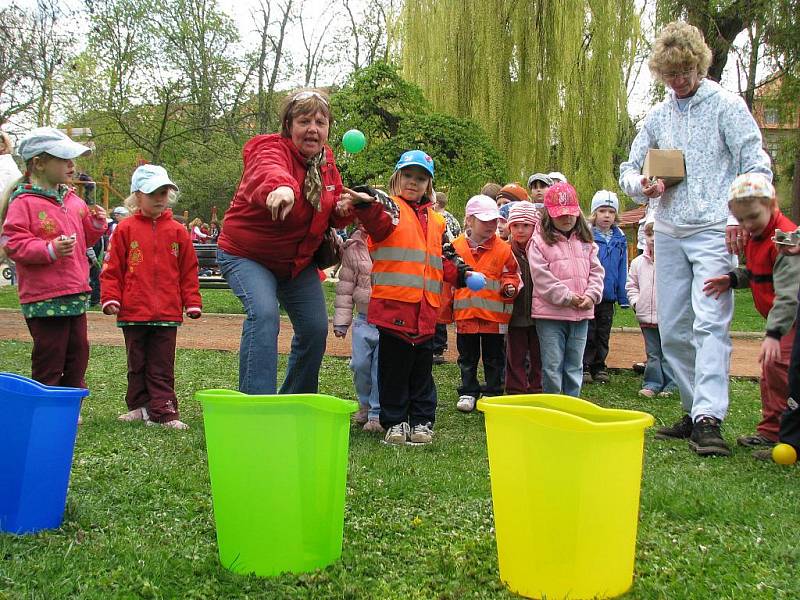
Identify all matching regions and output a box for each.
[641,327,676,393]
[216,250,328,394]
[536,319,588,398]
[350,313,380,419]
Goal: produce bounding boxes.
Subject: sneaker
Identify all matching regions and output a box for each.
[632,362,646,374]
[638,388,656,398]
[384,422,410,445]
[456,395,477,412]
[432,354,446,365]
[363,418,384,433]
[147,419,189,430]
[352,405,369,425]
[593,370,609,384]
[654,414,693,440]
[736,433,775,448]
[582,371,593,384]
[118,408,149,422]
[409,422,434,444]
[658,390,674,398]
[688,416,731,457]
[752,448,773,461]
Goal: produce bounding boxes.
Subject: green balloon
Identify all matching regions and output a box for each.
[342,129,366,153]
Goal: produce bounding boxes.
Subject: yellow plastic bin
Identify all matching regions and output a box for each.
[477,394,654,600]
[196,389,357,577]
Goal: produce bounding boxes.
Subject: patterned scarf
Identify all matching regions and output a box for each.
[303,151,326,212]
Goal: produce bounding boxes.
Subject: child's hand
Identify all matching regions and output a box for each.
[53,235,76,257]
[576,296,594,310]
[777,242,800,256]
[702,275,731,299]
[266,186,295,220]
[502,284,516,297]
[569,294,583,308]
[186,308,202,319]
[759,337,781,365]
[335,198,354,217]
[333,329,347,338]
[103,303,119,315]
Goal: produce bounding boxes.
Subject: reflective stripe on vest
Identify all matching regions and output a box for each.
[368,197,445,306]
[453,296,513,315]
[451,235,514,323]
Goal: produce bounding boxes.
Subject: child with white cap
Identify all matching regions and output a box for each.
[100,164,201,430]
[451,194,521,412]
[0,127,107,409]
[583,190,629,384]
[505,201,543,395]
[528,183,604,397]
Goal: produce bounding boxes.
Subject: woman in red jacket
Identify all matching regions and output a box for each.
[216,89,350,394]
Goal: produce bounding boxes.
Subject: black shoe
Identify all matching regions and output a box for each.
[689,416,731,457]
[593,369,609,384]
[582,370,593,384]
[654,414,693,440]
[736,433,775,448]
[632,362,646,374]
[432,354,445,365]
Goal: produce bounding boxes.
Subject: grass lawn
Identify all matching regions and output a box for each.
[0,340,797,599]
[0,284,763,332]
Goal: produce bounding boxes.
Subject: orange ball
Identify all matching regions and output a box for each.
[772,443,798,465]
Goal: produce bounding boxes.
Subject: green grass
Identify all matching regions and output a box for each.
[0,340,798,599]
[0,283,339,318]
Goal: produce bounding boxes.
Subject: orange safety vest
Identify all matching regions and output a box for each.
[452,235,514,323]
[368,196,445,307]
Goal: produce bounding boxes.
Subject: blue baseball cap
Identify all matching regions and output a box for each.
[394,150,434,178]
[130,164,178,194]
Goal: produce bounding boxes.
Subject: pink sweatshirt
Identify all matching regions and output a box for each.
[527,229,605,321]
[2,187,107,304]
[333,229,373,332]
[625,247,658,326]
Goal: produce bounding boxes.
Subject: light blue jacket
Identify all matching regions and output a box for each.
[619,79,772,230]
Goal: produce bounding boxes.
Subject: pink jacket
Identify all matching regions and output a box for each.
[2,186,107,304]
[625,248,658,326]
[333,229,373,331]
[528,230,605,321]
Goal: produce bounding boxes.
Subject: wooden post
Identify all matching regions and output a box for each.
[183,210,189,229]
[211,206,218,223]
[102,176,110,211]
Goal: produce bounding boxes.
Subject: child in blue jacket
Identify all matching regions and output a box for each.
[583,190,628,383]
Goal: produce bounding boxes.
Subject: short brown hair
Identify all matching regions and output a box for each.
[279,89,331,137]
[649,21,712,81]
[481,182,502,200]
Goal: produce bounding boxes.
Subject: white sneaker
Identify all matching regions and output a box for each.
[409,422,434,444]
[384,422,410,445]
[118,407,149,422]
[457,395,476,412]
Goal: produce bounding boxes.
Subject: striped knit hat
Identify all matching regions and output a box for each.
[507,201,539,226]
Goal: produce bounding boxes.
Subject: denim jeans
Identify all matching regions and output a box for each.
[217,249,328,394]
[535,319,588,398]
[655,229,734,420]
[641,326,676,393]
[350,313,380,419]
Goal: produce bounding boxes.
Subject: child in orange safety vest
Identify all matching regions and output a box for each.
[452,194,521,412]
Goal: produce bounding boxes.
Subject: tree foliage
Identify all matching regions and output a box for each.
[399,0,639,203]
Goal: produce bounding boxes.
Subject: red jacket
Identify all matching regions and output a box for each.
[357,194,459,343]
[217,134,350,280]
[100,209,201,322]
[744,210,796,319]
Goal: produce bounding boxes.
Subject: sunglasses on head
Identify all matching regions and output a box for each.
[292,91,328,105]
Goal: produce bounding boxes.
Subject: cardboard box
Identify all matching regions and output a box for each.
[643,149,685,188]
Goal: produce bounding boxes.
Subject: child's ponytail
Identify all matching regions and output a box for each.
[0,173,28,260]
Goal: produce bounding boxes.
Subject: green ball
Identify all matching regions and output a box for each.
[342,129,366,154]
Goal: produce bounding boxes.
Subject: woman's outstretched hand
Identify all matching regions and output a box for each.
[266,186,295,220]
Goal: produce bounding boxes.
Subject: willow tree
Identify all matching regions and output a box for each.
[400,0,639,200]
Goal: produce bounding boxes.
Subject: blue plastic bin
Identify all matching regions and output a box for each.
[0,372,88,534]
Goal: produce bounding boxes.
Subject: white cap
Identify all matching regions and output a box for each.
[548,171,567,183]
[465,194,500,221]
[130,164,178,194]
[590,190,619,214]
[17,127,92,161]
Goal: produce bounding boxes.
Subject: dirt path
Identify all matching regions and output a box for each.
[0,308,763,377]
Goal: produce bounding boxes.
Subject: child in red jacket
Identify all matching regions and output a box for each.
[101,165,202,430]
[341,151,467,445]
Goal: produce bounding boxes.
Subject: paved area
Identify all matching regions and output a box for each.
[0,309,763,377]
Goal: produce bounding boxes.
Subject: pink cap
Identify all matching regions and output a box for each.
[465,194,500,221]
[544,182,581,218]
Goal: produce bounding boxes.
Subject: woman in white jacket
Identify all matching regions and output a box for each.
[619,21,772,457]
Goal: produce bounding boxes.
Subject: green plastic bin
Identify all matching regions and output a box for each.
[196,389,358,576]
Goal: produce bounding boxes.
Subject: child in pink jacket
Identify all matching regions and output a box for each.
[0,128,107,405]
[528,183,604,397]
[626,220,676,398]
[333,224,383,433]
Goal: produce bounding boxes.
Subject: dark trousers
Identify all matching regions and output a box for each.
[25,314,89,388]
[433,323,448,355]
[457,332,505,397]
[782,316,800,449]
[123,326,180,423]
[505,325,542,394]
[88,263,101,305]
[378,330,436,429]
[583,300,615,373]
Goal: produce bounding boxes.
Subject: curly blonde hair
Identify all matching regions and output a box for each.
[648,21,712,81]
